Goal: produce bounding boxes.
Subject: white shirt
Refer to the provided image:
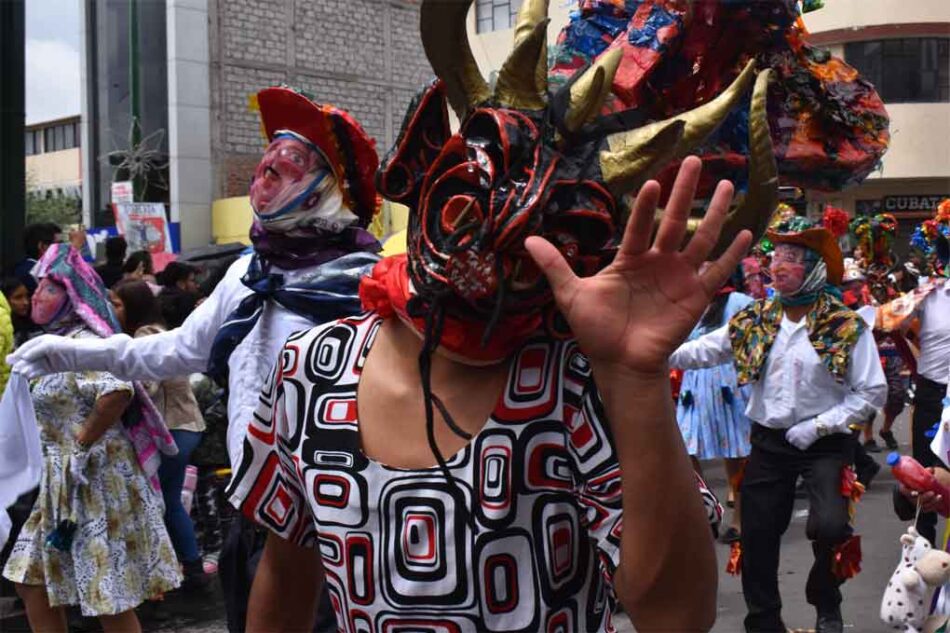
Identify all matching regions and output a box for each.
[58,254,318,468]
[670,314,886,430]
[915,283,950,385]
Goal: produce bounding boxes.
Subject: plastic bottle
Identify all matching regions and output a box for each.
[887,452,950,517]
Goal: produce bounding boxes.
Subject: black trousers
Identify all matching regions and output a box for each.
[741,424,855,633]
[219,514,336,633]
[911,375,948,545]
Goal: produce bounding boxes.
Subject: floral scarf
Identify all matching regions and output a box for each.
[728,292,866,385]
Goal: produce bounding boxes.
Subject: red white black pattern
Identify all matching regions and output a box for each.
[229,312,717,632]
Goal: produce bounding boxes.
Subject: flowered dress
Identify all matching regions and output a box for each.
[676,292,754,460]
[2,329,181,616]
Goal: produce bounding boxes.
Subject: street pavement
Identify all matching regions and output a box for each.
[0,410,925,632]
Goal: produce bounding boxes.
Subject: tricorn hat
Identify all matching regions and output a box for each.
[257,86,379,227]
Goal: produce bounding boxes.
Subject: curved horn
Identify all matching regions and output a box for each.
[563,47,623,134]
[600,59,758,195]
[420,0,490,119]
[706,69,778,258]
[495,10,550,110]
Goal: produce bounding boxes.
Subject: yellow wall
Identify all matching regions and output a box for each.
[25,148,81,191]
[211,196,253,245]
[209,197,412,246]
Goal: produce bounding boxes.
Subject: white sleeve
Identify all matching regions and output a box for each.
[943,367,950,424]
[13,260,248,382]
[668,324,732,369]
[817,326,887,431]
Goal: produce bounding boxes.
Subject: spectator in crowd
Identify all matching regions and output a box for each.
[94,236,128,289]
[121,250,155,282]
[158,262,202,328]
[13,223,61,292]
[111,279,211,591]
[2,277,41,349]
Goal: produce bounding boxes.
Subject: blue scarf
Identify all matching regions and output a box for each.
[207,251,380,384]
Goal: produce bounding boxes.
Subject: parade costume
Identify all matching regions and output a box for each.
[225,0,890,630]
[879,201,950,546]
[8,87,382,631]
[676,290,754,460]
[846,214,909,452]
[2,244,181,617]
[671,220,887,632]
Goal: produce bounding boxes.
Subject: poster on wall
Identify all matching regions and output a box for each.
[110,181,134,204]
[112,202,176,270]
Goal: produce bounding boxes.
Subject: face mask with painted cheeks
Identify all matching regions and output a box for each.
[769,243,809,296]
[249,134,350,234]
[31,278,69,326]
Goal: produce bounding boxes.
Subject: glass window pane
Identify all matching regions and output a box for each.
[63,123,75,149]
[847,37,949,103]
[493,2,509,30]
[45,128,55,152]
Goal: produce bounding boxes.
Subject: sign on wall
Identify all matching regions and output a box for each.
[856,195,949,216]
[112,202,173,255]
[110,181,134,204]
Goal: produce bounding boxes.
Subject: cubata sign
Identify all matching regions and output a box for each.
[882,195,950,212]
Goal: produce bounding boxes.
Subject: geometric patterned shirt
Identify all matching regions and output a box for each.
[228,312,717,632]
[229,313,622,633]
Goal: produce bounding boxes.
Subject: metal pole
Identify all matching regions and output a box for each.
[0,0,26,273]
[129,0,142,200]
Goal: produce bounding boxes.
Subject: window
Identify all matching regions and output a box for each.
[40,122,79,152]
[846,37,950,103]
[476,0,522,33]
[25,130,38,155]
[44,126,58,152]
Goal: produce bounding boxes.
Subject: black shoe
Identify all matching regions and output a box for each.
[863,438,882,453]
[816,607,843,633]
[857,458,881,488]
[880,430,899,450]
[719,526,741,544]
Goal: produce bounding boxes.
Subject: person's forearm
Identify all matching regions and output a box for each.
[77,390,132,447]
[247,534,323,633]
[669,325,731,370]
[592,362,717,632]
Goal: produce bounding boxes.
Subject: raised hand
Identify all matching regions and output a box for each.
[525,156,752,376]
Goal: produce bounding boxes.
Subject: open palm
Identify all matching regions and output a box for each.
[525,156,752,375]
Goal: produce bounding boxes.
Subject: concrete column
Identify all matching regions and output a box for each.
[167,0,213,248]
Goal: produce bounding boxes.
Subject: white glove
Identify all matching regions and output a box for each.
[7,334,122,379]
[785,416,850,450]
[785,420,821,450]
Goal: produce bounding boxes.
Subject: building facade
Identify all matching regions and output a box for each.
[803,0,950,245]
[25,115,82,197]
[82,0,433,249]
